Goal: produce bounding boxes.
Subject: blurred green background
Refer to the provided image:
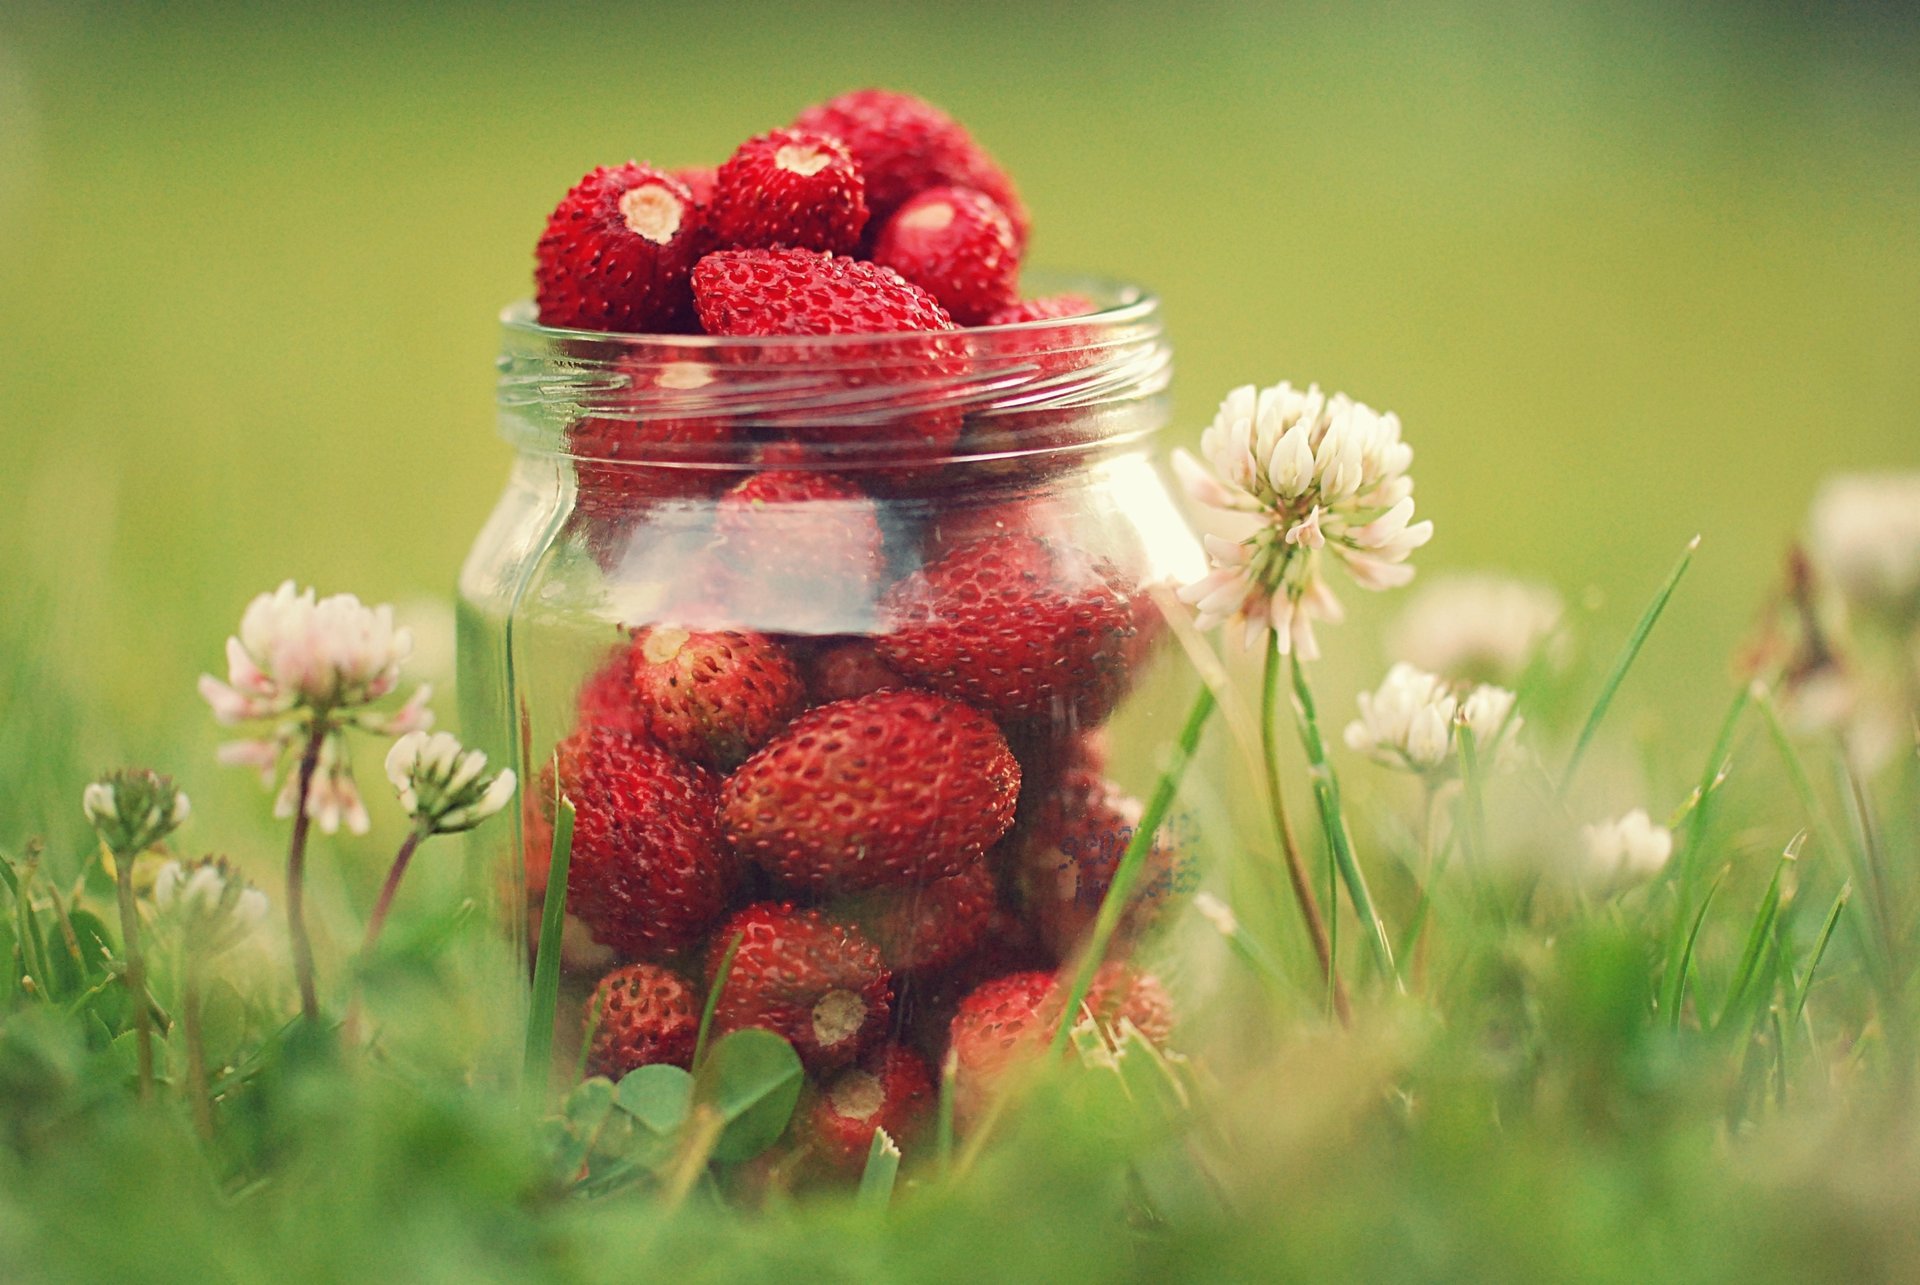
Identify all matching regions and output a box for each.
[2,0,1916,824]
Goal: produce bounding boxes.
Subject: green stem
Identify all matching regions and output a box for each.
[111,847,154,1100]
[182,954,214,1141]
[285,722,328,1022]
[1050,684,1217,1056]
[1261,638,1347,1022]
[1289,653,1399,988]
[361,825,428,957]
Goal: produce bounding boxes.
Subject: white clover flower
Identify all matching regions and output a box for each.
[1808,473,1920,618]
[1389,573,1564,685]
[200,581,434,835]
[82,769,190,857]
[1579,809,1673,890]
[1174,382,1432,656]
[153,856,270,955]
[385,731,518,835]
[1343,662,1522,779]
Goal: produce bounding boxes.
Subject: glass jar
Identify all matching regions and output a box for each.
[458,277,1215,1168]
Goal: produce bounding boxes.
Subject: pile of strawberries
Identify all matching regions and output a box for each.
[525,90,1183,1178]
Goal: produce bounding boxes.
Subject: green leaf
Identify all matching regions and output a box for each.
[615,1063,694,1136]
[548,1075,616,1177]
[65,909,116,979]
[857,1126,900,1210]
[695,1028,803,1164]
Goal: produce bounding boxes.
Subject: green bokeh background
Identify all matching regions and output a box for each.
[2,0,1916,774]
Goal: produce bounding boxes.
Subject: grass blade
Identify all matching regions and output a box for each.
[1559,535,1700,798]
[1789,881,1851,1026]
[693,930,744,1071]
[1716,833,1803,1034]
[857,1127,901,1209]
[1668,682,1751,885]
[1289,653,1399,987]
[523,782,576,1098]
[935,1049,957,1176]
[1664,865,1729,1031]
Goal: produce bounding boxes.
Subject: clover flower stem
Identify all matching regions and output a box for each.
[1048,683,1217,1058]
[285,721,328,1022]
[111,848,155,1100]
[182,953,214,1141]
[1261,638,1348,1024]
[361,825,428,958]
[1289,652,1401,990]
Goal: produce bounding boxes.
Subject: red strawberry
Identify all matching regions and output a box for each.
[693,247,955,337]
[800,1045,935,1172]
[946,964,1173,1127]
[800,638,907,704]
[793,89,1030,250]
[877,535,1138,722]
[720,689,1021,892]
[707,902,892,1071]
[1010,768,1185,961]
[557,727,738,956]
[984,294,1096,327]
[691,249,970,463]
[536,163,708,333]
[713,471,888,632]
[709,129,868,255]
[672,165,718,210]
[626,626,803,770]
[834,855,996,974]
[586,962,700,1077]
[870,187,1020,326]
[565,357,733,525]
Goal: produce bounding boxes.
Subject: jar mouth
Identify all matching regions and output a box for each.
[496,272,1171,471]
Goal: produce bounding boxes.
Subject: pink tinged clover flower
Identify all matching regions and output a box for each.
[1174,382,1433,657]
[199,581,433,835]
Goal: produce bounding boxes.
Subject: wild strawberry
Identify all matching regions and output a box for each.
[720,689,1021,893]
[672,165,718,210]
[626,626,803,771]
[800,1045,935,1172]
[713,471,888,632]
[557,727,738,956]
[709,129,868,256]
[870,187,1020,326]
[693,247,955,337]
[877,534,1138,722]
[536,164,708,333]
[586,962,700,1077]
[984,294,1096,327]
[834,855,996,974]
[707,902,892,1071]
[1010,768,1185,961]
[793,89,1030,250]
[946,964,1173,1127]
[565,357,734,525]
[800,638,906,704]
[691,248,969,462]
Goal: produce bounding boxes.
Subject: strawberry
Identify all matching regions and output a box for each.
[672,165,718,210]
[713,471,888,631]
[586,962,700,1077]
[834,855,996,974]
[691,248,968,461]
[877,534,1138,722]
[626,626,804,770]
[793,89,1030,251]
[800,1045,935,1172]
[800,638,906,704]
[984,294,1096,327]
[556,727,738,957]
[693,247,955,338]
[536,163,708,333]
[720,689,1021,892]
[1010,768,1185,961]
[870,187,1020,326]
[709,128,868,255]
[946,964,1173,1127]
[707,902,892,1071]
[565,357,734,525]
